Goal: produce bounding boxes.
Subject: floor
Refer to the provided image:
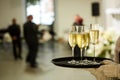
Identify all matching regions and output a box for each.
[0,41,97,80]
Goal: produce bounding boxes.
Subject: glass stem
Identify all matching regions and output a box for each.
[72,47,74,57]
[80,48,83,61]
[84,47,87,60]
[93,44,95,62]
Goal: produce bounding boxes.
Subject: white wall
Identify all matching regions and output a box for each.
[104,0,120,34]
[0,0,105,38]
[0,0,25,28]
[55,0,104,38]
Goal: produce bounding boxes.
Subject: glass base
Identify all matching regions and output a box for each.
[68,59,79,65]
[79,60,101,65]
[91,61,101,65]
[82,59,93,65]
[68,58,101,65]
[68,59,76,64]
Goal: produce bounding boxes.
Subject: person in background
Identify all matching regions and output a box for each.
[23,15,39,68]
[72,14,84,57]
[7,18,22,60]
[73,14,84,26]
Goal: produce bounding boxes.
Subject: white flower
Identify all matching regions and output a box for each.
[87,29,118,58]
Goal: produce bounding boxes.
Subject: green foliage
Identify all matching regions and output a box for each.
[26,0,40,5]
[97,48,113,58]
[97,49,106,58]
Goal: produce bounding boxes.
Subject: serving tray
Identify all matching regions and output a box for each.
[52,57,112,68]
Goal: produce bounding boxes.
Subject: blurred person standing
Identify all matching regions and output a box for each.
[8,18,22,60]
[23,15,39,68]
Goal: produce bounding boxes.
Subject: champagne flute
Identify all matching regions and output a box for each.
[76,32,85,64]
[83,32,91,64]
[68,32,76,64]
[89,24,99,64]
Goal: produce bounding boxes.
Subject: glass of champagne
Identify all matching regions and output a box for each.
[89,24,99,64]
[68,30,76,64]
[76,32,85,64]
[83,31,91,64]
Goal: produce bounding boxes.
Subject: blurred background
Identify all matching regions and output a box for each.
[0,0,120,58]
[0,0,119,37]
[0,0,120,80]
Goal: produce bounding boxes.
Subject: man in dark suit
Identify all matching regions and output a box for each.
[8,18,22,60]
[23,15,39,68]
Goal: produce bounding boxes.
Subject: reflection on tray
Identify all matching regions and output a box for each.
[52,57,113,68]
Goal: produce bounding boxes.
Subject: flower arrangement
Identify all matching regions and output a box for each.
[87,29,118,59]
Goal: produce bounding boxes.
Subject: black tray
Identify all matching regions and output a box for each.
[52,57,112,68]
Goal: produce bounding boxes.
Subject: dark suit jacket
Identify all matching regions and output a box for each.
[8,24,21,39]
[23,21,38,46]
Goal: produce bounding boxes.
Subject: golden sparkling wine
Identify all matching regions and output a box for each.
[90,30,99,44]
[84,32,90,47]
[76,33,85,48]
[69,33,76,48]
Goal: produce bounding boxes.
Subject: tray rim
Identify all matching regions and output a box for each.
[52,57,113,68]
